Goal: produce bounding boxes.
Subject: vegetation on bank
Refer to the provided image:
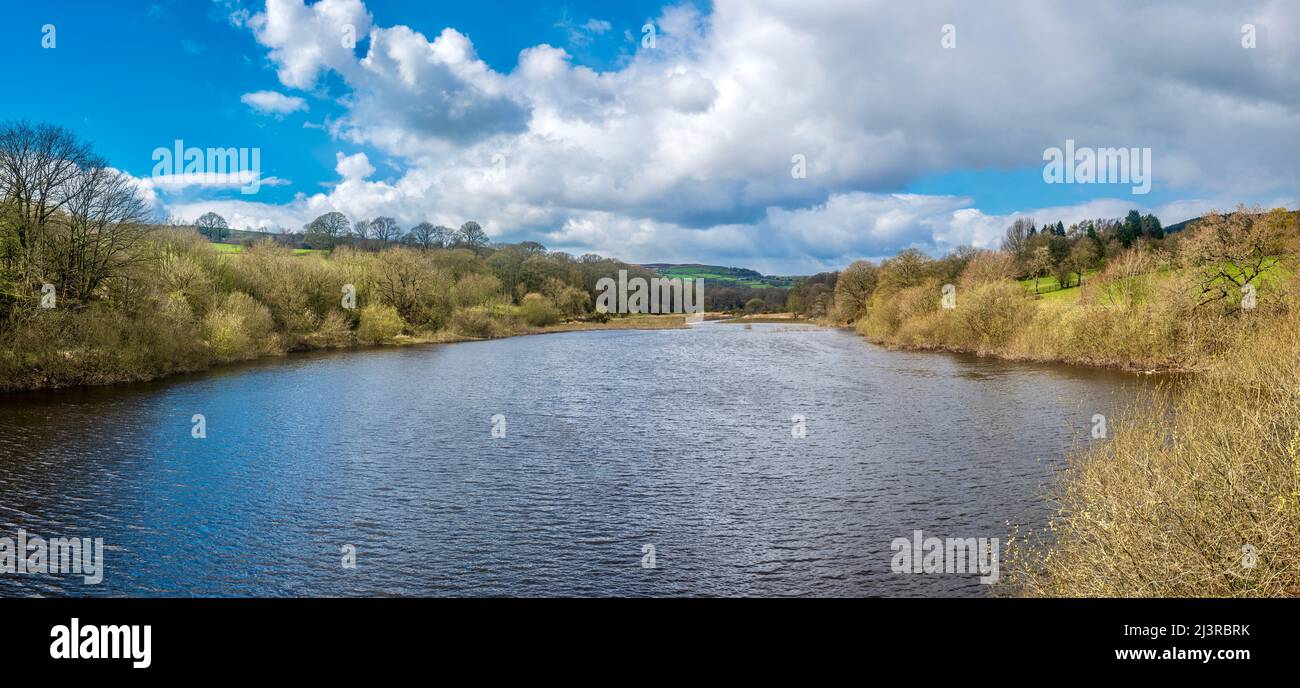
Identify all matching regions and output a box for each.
[1001,308,1300,596]
[0,122,687,392]
[811,206,1299,373]
[814,204,1298,596]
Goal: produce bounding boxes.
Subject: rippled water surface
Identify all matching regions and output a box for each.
[0,322,1149,596]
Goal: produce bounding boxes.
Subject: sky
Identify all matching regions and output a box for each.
[3,0,1298,274]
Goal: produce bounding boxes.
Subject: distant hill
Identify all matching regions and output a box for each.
[1164,208,1299,235]
[640,263,799,289]
[1163,217,1199,234]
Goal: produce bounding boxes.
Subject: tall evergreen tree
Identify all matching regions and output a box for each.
[1140,213,1163,239]
[1118,210,1142,247]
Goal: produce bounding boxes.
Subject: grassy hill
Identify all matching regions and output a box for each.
[640,263,799,288]
[1163,208,1299,235]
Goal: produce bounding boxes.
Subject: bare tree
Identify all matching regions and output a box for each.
[0,121,157,310]
[304,211,350,249]
[40,165,152,303]
[454,221,488,251]
[0,121,100,253]
[408,221,442,249]
[1000,216,1036,260]
[1181,205,1293,308]
[370,216,402,243]
[352,218,372,241]
[431,225,454,248]
[195,212,228,241]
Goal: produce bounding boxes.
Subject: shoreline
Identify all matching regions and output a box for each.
[854,333,1195,375]
[0,310,1195,395]
[0,314,690,395]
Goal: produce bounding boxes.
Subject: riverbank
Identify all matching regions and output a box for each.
[998,304,1300,597]
[839,250,1300,596]
[0,228,697,393]
[714,312,817,325]
[852,278,1263,374]
[0,313,687,393]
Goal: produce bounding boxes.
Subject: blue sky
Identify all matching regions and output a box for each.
[3,0,678,206]
[3,1,1297,274]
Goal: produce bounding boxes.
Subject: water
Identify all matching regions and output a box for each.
[0,322,1148,597]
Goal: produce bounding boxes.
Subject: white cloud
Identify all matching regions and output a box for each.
[240,90,308,116]
[199,0,1300,272]
[334,151,374,179]
[248,0,373,90]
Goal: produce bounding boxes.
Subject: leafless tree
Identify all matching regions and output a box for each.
[370,216,402,243]
[408,221,441,249]
[352,218,372,241]
[195,211,228,241]
[304,211,350,249]
[1,121,155,309]
[1000,216,1036,259]
[1181,205,1293,308]
[39,165,152,303]
[0,121,100,250]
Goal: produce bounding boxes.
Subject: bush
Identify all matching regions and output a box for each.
[542,278,590,317]
[954,280,1031,348]
[449,307,513,338]
[203,291,276,362]
[520,293,562,326]
[356,304,405,344]
[1002,305,1300,597]
[958,250,1018,287]
[303,310,355,349]
[452,273,504,310]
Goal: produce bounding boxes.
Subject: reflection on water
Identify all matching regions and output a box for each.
[0,322,1150,597]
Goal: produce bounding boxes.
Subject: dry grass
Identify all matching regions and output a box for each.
[1001,307,1300,596]
[854,254,1300,596]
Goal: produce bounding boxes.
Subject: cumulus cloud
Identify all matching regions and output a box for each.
[247,0,373,89]
[241,90,309,115]
[195,0,1300,272]
[334,151,374,179]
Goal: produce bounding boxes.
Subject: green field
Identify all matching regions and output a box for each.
[642,263,797,288]
[210,243,325,256]
[1017,270,1098,300]
[1018,260,1292,303]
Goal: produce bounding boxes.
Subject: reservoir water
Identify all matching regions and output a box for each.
[0,322,1147,596]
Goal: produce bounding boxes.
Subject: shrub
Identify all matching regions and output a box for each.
[953,280,1032,348]
[1001,306,1300,597]
[356,304,405,344]
[203,291,276,362]
[520,293,562,326]
[449,307,513,338]
[452,272,504,310]
[303,310,355,349]
[542,278,590,317]
[958,250,1018,287]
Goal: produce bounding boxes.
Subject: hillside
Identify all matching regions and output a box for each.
[1163,208,1300,235]
[640,263,799,289]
